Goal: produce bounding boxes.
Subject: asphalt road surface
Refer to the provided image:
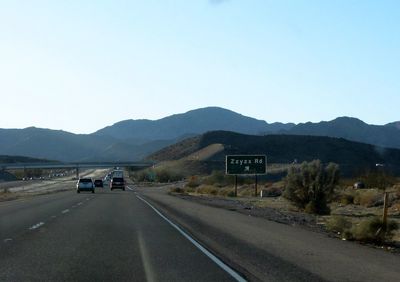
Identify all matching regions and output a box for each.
[2,182,400,282]
[0,188,239,282]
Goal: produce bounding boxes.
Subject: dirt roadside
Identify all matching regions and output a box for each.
[134,185,400,282]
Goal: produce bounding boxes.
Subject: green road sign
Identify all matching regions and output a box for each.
[226,155,267,175]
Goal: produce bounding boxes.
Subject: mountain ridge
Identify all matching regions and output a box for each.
[1,106,400,162]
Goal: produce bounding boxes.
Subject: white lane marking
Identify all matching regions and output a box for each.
[136,195,247,282]
[138,231,156,282]
[3,238,13,243]
[61,209,70,214]
[29,222,45,230]
[72,205,77,208]
[127,186,134,191]
[51,215,57,219]
[77,202,83,206]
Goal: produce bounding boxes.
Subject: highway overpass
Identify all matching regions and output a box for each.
[0,162,154,178]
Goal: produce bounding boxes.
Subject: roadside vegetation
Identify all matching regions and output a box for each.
[130,166,184,183]
[283,160,339,215]
[132,160,400,246]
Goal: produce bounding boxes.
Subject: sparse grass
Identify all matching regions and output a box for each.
[326,216,352,234]
[186,176,201,188]
[340,193,355,205]
[354,190,383,207]
[132,167,183,183]
[350,217,398,243]
[169,187,186,194]
[260,186,282,197]
[195,185,218,195]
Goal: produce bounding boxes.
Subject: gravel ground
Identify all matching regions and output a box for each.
[173,193,323,232]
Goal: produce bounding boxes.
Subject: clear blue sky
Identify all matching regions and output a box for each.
[0,0,399,133]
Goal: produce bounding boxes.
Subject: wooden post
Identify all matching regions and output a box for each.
[255,174,258,197]
[234,175,238,197]
[382,192,389,231]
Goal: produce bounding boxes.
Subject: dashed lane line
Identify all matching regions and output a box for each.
[29,222,45,230]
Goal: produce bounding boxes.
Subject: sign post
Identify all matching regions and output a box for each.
[255,174,258,197]
[235,175,238,197]
[226,155,267,197]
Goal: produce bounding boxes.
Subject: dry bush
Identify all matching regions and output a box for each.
[195,185,218,195]
[350,217,398,243]
[186,175,201,188]
[283,160,339,215]
[261,186,282,197]
[354,190,383,207]
[326,216,352,234]
[340,193,355,205]
[203,170,235,187]
[238,185,256,197]
[217,187,236,197]
[169,187,185,194]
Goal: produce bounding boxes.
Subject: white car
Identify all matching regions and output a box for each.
[76,178,95,193]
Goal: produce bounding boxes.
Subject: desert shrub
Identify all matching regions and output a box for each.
[283,160,340,215]
[133,168,183,183]
[360,170,396,190]
[340,193,355,205]
[326,216,352,233]
[354,190,383,207]
[238,185,254,197]
[195,185,218,195]
[350,217,398,243]
[170,187,185,194]
[261,186,282,197]
[203,170,234,187]
[133,169,156,182]
[186,175,201,188]
[155,168,183,183]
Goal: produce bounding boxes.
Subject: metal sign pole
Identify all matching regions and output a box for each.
[382,192,389,233]
[235,175,238,197]
[255,174,258,197]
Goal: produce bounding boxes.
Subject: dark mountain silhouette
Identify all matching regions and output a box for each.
[0,107,399,162]
[148,131,400,175]
[386,121,400,130]
[0,127,170,162]
[283,117,400,149]
[0,155,57,164]
[94,107,294,141]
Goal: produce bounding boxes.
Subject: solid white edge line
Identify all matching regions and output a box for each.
[136,195,247,282]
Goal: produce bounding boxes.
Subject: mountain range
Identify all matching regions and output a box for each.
[0,107,399,162]
[148,131,400,176]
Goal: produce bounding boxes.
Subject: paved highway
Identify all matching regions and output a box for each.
[2,180,400,282]
[0,188,239,281]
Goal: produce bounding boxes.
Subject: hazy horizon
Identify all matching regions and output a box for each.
[1,1,399,133]
[0,106,396,135]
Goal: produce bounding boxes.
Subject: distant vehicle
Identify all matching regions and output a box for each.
[112,170,124,178]
[76,178,95,193]
[110,177,125,191]
[94,179,104,188]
